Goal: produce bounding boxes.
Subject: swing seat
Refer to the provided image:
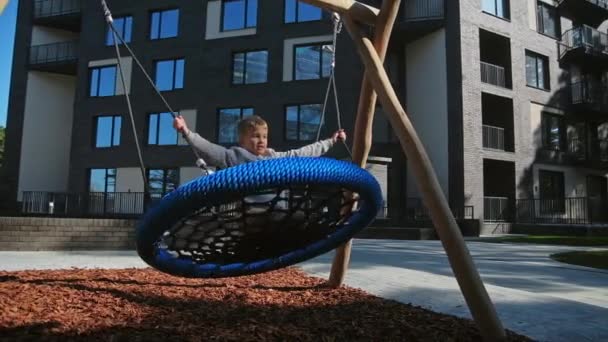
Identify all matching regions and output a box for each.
[136,157,382,278]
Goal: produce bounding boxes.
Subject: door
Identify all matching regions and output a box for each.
[587,175,608,222]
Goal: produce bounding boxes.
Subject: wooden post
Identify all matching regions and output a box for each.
[299,0,379,26]
[327,0,402,288]
[341,16,506,342]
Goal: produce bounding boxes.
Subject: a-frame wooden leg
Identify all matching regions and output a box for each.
[341,15,506,342]
[327,0,402,288]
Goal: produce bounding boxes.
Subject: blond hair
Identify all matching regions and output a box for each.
[237,115,267,137]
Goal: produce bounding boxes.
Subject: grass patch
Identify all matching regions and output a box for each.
[551,250,608,270]
[479,235,608,246]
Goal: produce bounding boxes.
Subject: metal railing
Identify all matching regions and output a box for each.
[570,81,608,111]
[514,197,608,225]
[21,191,150,218]
[559,25,608,59]
[404,198,474,222]
[34,0,80,18]
[482,125,506,151]
[484,197,510,222]
[601,139,608,162]
[403,0,444,21]
[29,41,78,65]
[480,61,506,88]
[567,137,587,160]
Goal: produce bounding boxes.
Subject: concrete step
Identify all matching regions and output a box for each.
[356,226,438,240]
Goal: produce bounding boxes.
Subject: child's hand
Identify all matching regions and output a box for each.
[173,115,189,134]
[332,129,347,143]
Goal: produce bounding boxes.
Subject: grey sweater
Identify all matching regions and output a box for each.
[186,131,336,169]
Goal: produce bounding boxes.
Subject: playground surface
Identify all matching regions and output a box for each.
[1,240,607,341]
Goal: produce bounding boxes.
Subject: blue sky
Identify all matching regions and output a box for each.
[0,0,18,127]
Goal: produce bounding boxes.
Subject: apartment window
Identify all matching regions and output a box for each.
[222,0,258,31]
[539,170,565,213]
[525,50,550,90]
[95,115,122,148]
[285,0,322,23]
[542,113,565,151]
[89,66,117,97]
[89,168,116,192]
[482,0,510,20]
[294,43,332,80]
[148,112,178,146]
[106,16,133,46]
[285,104,322,141]
[148,168,179,199]
[536,1,560,39]
[155,58,185,91]
[218,107,254,144]
[150,9,179,40]
[232,50,268,85]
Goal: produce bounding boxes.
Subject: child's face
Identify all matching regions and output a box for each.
[239,124,268,156]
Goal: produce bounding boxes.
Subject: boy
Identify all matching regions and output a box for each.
[173,115,347,169]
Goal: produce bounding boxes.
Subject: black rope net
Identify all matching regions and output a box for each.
[156,186,360,265]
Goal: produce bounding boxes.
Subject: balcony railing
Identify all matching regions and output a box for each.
[595,138,608,162]
[480,61,506,88]
[570,81,608,111]
[484,197,511,221]
[404,198,474,223]
[567,137,588,160]
[559,25,608,59]
[515,197,608,225]
[34,0,80,18]
[403,0,444,21]
[557,0,608,10]
[29,41,78,65]
[482,125,506,151]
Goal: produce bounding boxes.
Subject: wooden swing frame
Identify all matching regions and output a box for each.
[300,0,506,340]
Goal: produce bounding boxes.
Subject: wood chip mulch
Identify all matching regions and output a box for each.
[0,267,531,341]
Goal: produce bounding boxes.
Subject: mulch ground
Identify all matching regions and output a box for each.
[0,267,531,341]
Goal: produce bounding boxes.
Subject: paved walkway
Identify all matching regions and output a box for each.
[1,240,607,342]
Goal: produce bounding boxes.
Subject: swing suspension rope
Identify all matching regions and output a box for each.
[101,0,213,180]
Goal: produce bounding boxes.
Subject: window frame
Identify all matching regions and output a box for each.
[94,115,122,149]
[536,1,561,39]
[105,15,133,46]
[147,112,180,146]
[147,168,180,198]
[154,58,185,91]
[231,49,269,85]
[221,0,258,32]
[284,0,323,23]
[89,65,117,97]
[149,8,180,40]
[284,103,323,142]
[525,50,550,91]
[292,42,333,81]
[88,168,117,193]
[217,107,255,144]
[541,112,565,151]
[481,0,510,21]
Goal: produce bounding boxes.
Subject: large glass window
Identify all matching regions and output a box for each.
[294,43,332,80]
[106,16,133,46]
[542,113,565,151]
[89,169,116,192]
[148,112,178,146]
[148,168,179,199]
[232,50,268,85]
[89,66,117,97]
[285,0,322,23]
[155,58,185,91]
[218,107,254,144]
[525,50,550,90]
[95,115,122,148]
[222,0,258,31]
[482,0,510,20]
[537,1,560,39]
[150,9,179,40]
[285,104,322,141]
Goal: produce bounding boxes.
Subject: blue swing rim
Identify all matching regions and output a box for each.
[136,157,382,278]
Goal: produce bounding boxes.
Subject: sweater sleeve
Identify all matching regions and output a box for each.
[184,131,229,169]
[273,138,335,158]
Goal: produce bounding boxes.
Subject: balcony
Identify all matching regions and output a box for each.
[392,0,445,42]
[481,62,507,88]
[482,125,505,151]
[557,0,608,27]
[484,196,510,222]
[558,25,608,68]
[569,81,608,114]
[33,0,81,31]
[29,41,78,75]
[566,137,588,162]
